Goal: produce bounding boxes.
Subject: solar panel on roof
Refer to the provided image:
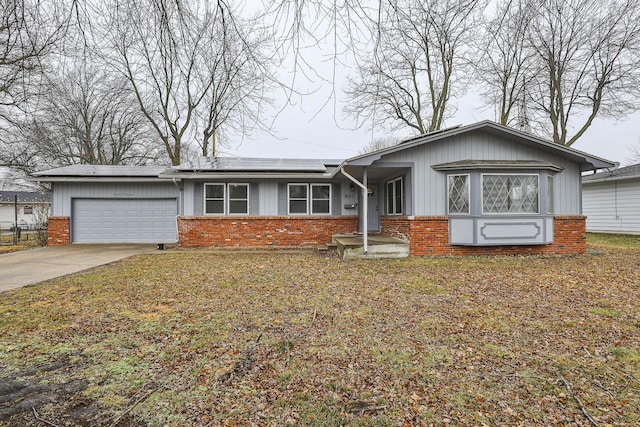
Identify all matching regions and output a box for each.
[176,157,329,172]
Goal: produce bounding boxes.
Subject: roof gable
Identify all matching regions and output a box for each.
[346,121,615,171]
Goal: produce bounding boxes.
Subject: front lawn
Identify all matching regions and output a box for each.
[1,236,639,426]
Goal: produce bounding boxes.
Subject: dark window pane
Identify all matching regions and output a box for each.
[206,200,224,214]
[289,200,307,214]
[312,185,330,199]
[229,200,248,214]
[394,179,403,214]
[289,185,307,199]
[229,184,248,199]
[206,184,224,198]
[312,200,330,214]
[387,181,394,214]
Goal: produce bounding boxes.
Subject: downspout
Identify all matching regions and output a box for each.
[172,177,181,244]
[340,166,368,254]
[172,177,181,213]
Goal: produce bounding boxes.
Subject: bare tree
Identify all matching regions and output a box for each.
[0,0,65,121]
[0,0,79,151]
[528,0,640,146]
[19,62,162,168]
[358,135,400,154]
[344,0,484,135]
[481,0,640,146]
[627,140,640,165]
[476,0,537,129]
[98,0,273,165]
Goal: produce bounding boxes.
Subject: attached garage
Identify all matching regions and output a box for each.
[32,165,182,245]
[72,198,178,243]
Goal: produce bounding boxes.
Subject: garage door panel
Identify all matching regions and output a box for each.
[73,199,177,243]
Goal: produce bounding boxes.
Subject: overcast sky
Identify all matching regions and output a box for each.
[225,86,640,165]
[224,2,639,166]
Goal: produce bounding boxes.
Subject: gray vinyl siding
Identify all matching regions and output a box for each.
[583,180,640,234]
[277,182,287,215]
[193,182,203,215]
[259,182,279,215]
[51,182,179,217]
[249,183,260,215]
[378,131,581,215]
[332,183,342,215]
[183,181,195,215]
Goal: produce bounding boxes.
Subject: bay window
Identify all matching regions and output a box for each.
[448,174,469,214]
[482,174,539,214]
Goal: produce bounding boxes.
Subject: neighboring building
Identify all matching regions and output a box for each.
[0,191,51,230]
[582,163,640,235]
[33,121,615,255]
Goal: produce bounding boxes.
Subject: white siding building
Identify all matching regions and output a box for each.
[582,163,640,235]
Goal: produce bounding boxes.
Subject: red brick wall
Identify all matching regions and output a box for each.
[177,216,359,248]
[48,216,70,246]
[381,215,587,256]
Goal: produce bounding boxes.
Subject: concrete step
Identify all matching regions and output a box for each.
[333,235,410,260]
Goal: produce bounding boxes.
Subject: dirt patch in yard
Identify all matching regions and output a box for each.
[1,237,639,426]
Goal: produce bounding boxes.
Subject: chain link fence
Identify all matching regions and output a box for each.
[0,221,48,246]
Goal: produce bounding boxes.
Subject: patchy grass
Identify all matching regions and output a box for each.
[587,232,640,249]
[0,240,40,254]
[0,236,639,426]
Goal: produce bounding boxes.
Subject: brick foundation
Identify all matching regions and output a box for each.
[48,216,70,246]
[381,215,587,256]
[177,216,359,248]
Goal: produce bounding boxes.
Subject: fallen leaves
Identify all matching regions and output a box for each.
[0,238,639,426]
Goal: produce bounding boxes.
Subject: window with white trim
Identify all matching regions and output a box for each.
[23,205,33,215]
[547,175,554,214]
[448,174,469,214]
[311,184,331,214]
[386,177,403,215]
[204,183,225,214]
[288,183,331,215]
[482,174,539,214]
[205,183,249,215]
[228,183,249,215]
[288,184,308,214]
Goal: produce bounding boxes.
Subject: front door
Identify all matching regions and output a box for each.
[367,184,380,232]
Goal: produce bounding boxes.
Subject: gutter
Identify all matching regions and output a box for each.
[27,177,173,183]
[339,165,368,254]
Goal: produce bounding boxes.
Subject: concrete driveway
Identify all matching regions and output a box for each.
[0,244,158,293]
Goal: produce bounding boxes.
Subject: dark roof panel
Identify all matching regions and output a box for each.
[33,165,170,177]
[0,191,50,203]
[582,163,640,183]
[174,157,341,172]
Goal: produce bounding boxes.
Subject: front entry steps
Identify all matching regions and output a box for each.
[333,235,410,260]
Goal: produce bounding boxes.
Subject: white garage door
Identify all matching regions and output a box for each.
[72,198,178,243]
